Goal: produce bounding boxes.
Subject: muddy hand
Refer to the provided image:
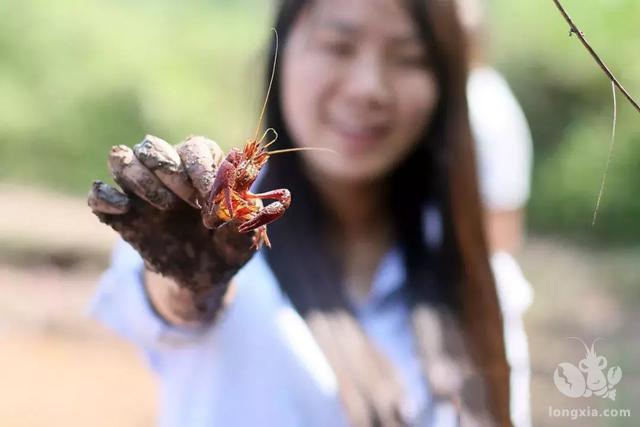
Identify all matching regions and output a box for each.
[88,135,257,290]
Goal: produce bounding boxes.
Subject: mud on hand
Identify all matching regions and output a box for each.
[87,135,257,290]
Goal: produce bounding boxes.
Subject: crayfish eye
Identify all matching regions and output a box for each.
[227,149,242,165]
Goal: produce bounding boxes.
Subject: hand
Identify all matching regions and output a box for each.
[88,135,256,298]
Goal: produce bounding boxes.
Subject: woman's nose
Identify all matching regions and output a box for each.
[342,53,392,110]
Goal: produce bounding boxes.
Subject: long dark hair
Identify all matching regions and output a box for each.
[257,0,510,425]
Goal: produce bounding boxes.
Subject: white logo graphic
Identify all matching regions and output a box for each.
[553,337,622,400]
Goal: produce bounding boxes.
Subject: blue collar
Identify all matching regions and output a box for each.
[353,245,407,312]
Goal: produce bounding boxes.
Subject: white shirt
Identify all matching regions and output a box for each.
[91,240,458,427]
[468,67,533,211]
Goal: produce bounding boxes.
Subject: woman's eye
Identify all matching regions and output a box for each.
[320,40,355,57]
[393,50,429,68]
[393,53,429,68]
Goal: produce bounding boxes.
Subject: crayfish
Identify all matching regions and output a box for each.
[201,130,292,250]
[200,30,333,250]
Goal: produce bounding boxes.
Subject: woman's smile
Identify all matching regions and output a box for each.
[326,118,391,156]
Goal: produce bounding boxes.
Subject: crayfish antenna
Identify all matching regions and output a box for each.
[266,147,339,156]
[253,28,279,144]
[258,128,279,148]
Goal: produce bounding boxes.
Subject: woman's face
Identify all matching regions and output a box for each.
[281,0,439,183]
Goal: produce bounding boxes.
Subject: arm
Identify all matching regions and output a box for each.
[484,208,525,254]
[143,269,236,327]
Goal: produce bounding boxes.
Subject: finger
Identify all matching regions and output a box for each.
[87,180,130,214]
[109,145,178,211]
[133,135,199,208]
[176,135,225,197]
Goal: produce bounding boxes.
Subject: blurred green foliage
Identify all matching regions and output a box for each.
[490,0,640,241]
[0,0,270,192]
[0,0,638,241]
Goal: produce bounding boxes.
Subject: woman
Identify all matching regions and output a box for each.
[88,0,511,425]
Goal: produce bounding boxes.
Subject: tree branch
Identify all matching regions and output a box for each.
[552,0,640,114]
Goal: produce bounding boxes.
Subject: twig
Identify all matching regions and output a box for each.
[592,82,617,226]
[552,0,640,115]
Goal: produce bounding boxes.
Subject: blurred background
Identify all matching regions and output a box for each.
[0,0,638,425]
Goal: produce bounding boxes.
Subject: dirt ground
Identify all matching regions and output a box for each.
[1,184,637,426]
[0,263,156,426]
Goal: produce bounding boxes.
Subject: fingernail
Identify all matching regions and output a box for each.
[88,180,131,214]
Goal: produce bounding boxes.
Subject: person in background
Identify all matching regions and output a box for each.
[457,0,534,425]
[88,0,514,425]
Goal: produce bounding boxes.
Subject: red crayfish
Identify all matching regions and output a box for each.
[201,130,293,250]
[201,30,333,250]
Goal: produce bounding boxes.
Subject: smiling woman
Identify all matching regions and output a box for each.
[88,0,511,426]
